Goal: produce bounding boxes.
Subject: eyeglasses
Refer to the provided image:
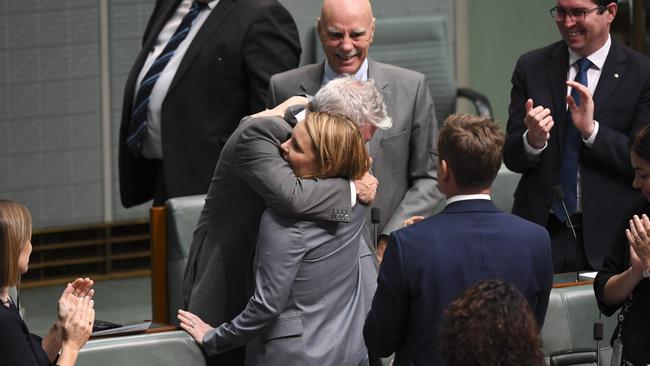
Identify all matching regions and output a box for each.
[549,6,604,21]
[429,150,440,163]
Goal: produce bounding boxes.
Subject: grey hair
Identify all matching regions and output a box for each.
[308,76,392,130]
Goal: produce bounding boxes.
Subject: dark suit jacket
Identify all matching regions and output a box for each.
[182,115,352,364]
[1,302,50,366]
[504,39,650,269]
[118,0,301,207]
[267,60,442,241]
[363,199,553,366]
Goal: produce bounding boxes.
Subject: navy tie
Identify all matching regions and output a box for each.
[553,57,592,222]
[127,1,207,156]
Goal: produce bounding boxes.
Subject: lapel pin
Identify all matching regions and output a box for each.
[614,73,619,78]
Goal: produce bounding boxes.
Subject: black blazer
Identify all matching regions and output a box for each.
[118,0,301,207]
[1,302,51,366]
[504,39,650,269]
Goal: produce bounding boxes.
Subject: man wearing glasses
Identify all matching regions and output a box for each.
[504,0,650,273]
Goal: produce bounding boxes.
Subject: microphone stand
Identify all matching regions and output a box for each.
[554,186,579,282]
[371,207,380,251]
[593,314,603,366]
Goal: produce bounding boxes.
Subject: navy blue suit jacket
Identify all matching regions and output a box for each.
[364,199,553,366]
[504,39,650,269]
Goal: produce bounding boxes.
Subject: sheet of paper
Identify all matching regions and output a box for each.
[579,271,598,279]
[92,321,152,336]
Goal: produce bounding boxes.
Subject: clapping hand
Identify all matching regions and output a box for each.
[566,80,595,138]
[523,98,554,149]
[62,296,95,350]
[58,278,94,325]
[625,214,650,274]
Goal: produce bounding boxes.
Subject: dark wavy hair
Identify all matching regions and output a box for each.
[631,125,650,162]
[440,280,544,366]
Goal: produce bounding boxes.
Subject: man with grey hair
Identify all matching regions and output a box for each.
[182,77,389,366]
[268,0,441,261]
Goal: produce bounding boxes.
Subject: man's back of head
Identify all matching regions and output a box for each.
[437,114,505,195]
[309,76,392,140]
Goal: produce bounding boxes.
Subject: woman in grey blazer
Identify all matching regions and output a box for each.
[179,111,376,366]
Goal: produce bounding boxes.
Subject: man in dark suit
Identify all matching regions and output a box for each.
[118,0,301,207]
[182,77,391,365]
[504,0,650,272]
[267,0,442,262]
[364,114,553,366]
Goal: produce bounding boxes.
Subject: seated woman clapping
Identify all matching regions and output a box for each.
[0,200,95,366]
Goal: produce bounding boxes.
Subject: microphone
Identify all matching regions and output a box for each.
[553,185,579,281]
[371,208,380,250]
[594,318,604,366]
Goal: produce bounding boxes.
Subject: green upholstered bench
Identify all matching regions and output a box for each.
[541,284,617,366]
[77,330,205,366]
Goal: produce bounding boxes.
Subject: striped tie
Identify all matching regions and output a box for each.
[126,0,207,156]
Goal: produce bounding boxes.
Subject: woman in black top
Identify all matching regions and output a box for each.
[594,125,650,365]
[0,200,95,366]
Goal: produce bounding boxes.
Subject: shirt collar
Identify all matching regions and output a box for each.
[445,194,491,207]
[568,34,611,70]
[322,58,369,85]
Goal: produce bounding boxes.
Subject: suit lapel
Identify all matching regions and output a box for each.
[546,44,570,152]
[367,59,389,157]
[299,63,324,95]
[593,41,627,115]
[170,0,237,90]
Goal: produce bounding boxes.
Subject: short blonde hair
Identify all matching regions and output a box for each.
[0,200,32,288]
[303,112,370,180]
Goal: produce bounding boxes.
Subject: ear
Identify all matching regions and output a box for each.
[439,159,450,182]
[317,16,324,38]
[605,2,617,23]
[369,17,376,43]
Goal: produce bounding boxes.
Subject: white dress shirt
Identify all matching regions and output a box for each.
[134,0,220,159]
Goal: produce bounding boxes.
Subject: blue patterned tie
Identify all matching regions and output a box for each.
[553,57,592,222]
[126,1,207,156]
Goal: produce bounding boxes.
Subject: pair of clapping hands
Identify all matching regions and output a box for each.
[57,278,96,350]
[626,215,650,277]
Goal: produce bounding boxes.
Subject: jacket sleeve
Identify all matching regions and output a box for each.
[382,74,442,235]
[235,117,352,222]
[202,211,307,355]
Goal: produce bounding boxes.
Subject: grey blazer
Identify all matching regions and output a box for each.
[182,115,353,332]
[203,204,376,366]
[267,60,443,241]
